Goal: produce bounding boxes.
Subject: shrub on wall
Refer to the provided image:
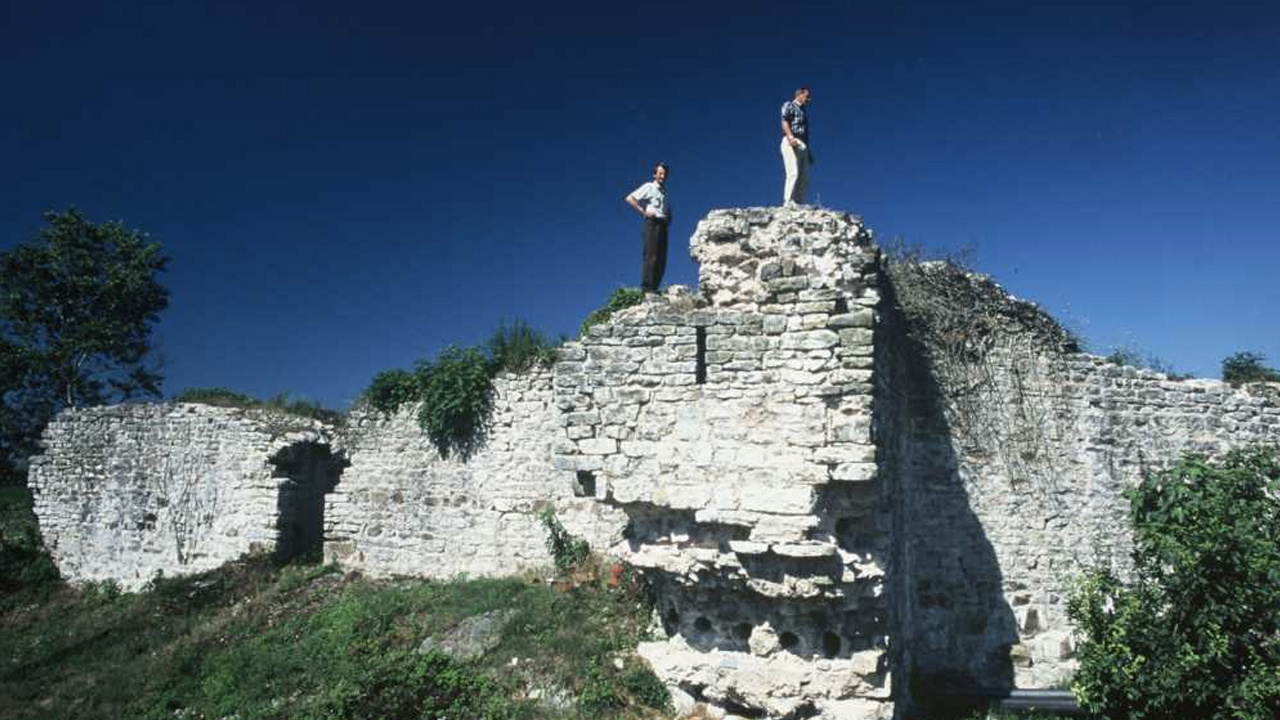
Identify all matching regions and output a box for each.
[364,370,420,414]
[416,346,493,458]
[1067,448,1280,720]
[1222,351,1280,386]
[486,319,559,372]
[580,287,645,336]
[362,319,559,457]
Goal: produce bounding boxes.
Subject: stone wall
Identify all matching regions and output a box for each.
[25,204,1280,719]
[553,207,896,719]
[324,369,626,578]
[28,403,342,590]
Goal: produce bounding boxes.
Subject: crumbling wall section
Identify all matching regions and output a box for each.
[324,370,626,577]
[28,403,337,590]
[886,261,1280,691]
[553,207,894,719]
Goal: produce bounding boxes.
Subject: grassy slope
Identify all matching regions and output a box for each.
[0,493,669,720]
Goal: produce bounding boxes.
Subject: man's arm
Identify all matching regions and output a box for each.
[782,104,799,147]
[625,193,648,218]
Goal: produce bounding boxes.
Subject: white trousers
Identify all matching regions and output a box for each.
[781,138,810,205]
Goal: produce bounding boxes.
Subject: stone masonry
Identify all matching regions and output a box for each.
[27,205,1280,718]
[28,403,342,591]
[323,369,626,577]
[552,207,894,719]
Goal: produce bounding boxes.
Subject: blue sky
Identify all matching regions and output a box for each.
[3,0,1277,408]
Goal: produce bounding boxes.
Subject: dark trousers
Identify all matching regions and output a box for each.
[642,217,668,291]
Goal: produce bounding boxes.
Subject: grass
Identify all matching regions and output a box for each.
[172,387,344,424]
[0,552,668,720]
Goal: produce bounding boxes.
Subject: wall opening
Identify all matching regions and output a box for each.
[271,441,348,562]
[573,470,597,497]
[663,608,681,635]
[695,326,707,384]
[834,297,850,314]
[779,631,800,651]
[823,631,842,658]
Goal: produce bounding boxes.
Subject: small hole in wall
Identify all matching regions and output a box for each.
[779,631,800,650]
[694,616,712,633]
[733,622,753,640]
[573,470,596,497]
[663,609,680,634]
[834,297,849,314]
[695,326,707,384]
[823,631,842,658]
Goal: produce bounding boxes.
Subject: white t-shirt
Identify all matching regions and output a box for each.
[628,181,669,219]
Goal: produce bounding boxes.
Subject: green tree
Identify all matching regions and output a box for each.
[1222,351,1280,386]
[0,209,169,479]
[1067,448,1280,720]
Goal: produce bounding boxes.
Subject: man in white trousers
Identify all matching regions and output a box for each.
[780,87,813,206]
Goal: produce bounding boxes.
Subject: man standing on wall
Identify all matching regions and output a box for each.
[781,87,813,206]
[625,162,671,293]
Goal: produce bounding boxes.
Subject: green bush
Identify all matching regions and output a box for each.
[580,287,645,336]
[487,319,558,373]
[0,487,60,600]
[363,369,420,413]
[1104,343,1190,379]
[362,319,560,456]
[1066,448,1280,720]
[620,662,671,710]
[540,509,591,573]
[417,345,494,458]
[1222,351,1280,386]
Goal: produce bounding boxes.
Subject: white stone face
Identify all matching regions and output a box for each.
[28,403,339,590]
[324,370,626,579]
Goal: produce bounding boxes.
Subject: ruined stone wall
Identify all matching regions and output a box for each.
[885,262,1280,695]
[930,348,1280,689]
[25,205,1280,718]
[28,403,340,590]
[324,370,626,578]
[553,208,895,719]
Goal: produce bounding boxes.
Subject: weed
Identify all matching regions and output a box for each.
[1222,351,1280,386]
[173,387,342,423]
[540,509,591,573]
[580,287,645,337]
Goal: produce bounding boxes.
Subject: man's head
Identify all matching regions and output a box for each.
[794,87,811,105]
[653,162,668,184]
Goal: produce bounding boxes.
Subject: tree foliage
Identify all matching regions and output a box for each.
[1222,351,1280,386]
[1067,448,1280,720]
[0,209,169,478]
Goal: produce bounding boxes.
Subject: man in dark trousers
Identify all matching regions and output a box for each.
[625,162,671,292]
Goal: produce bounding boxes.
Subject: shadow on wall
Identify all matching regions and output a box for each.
[270,442,348,562]
[880,276,1019,719]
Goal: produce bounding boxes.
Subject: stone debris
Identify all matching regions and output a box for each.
[416,608,515,661]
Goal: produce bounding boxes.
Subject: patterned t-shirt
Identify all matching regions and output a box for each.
[628,181,669,220]
[781,100,809,142]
